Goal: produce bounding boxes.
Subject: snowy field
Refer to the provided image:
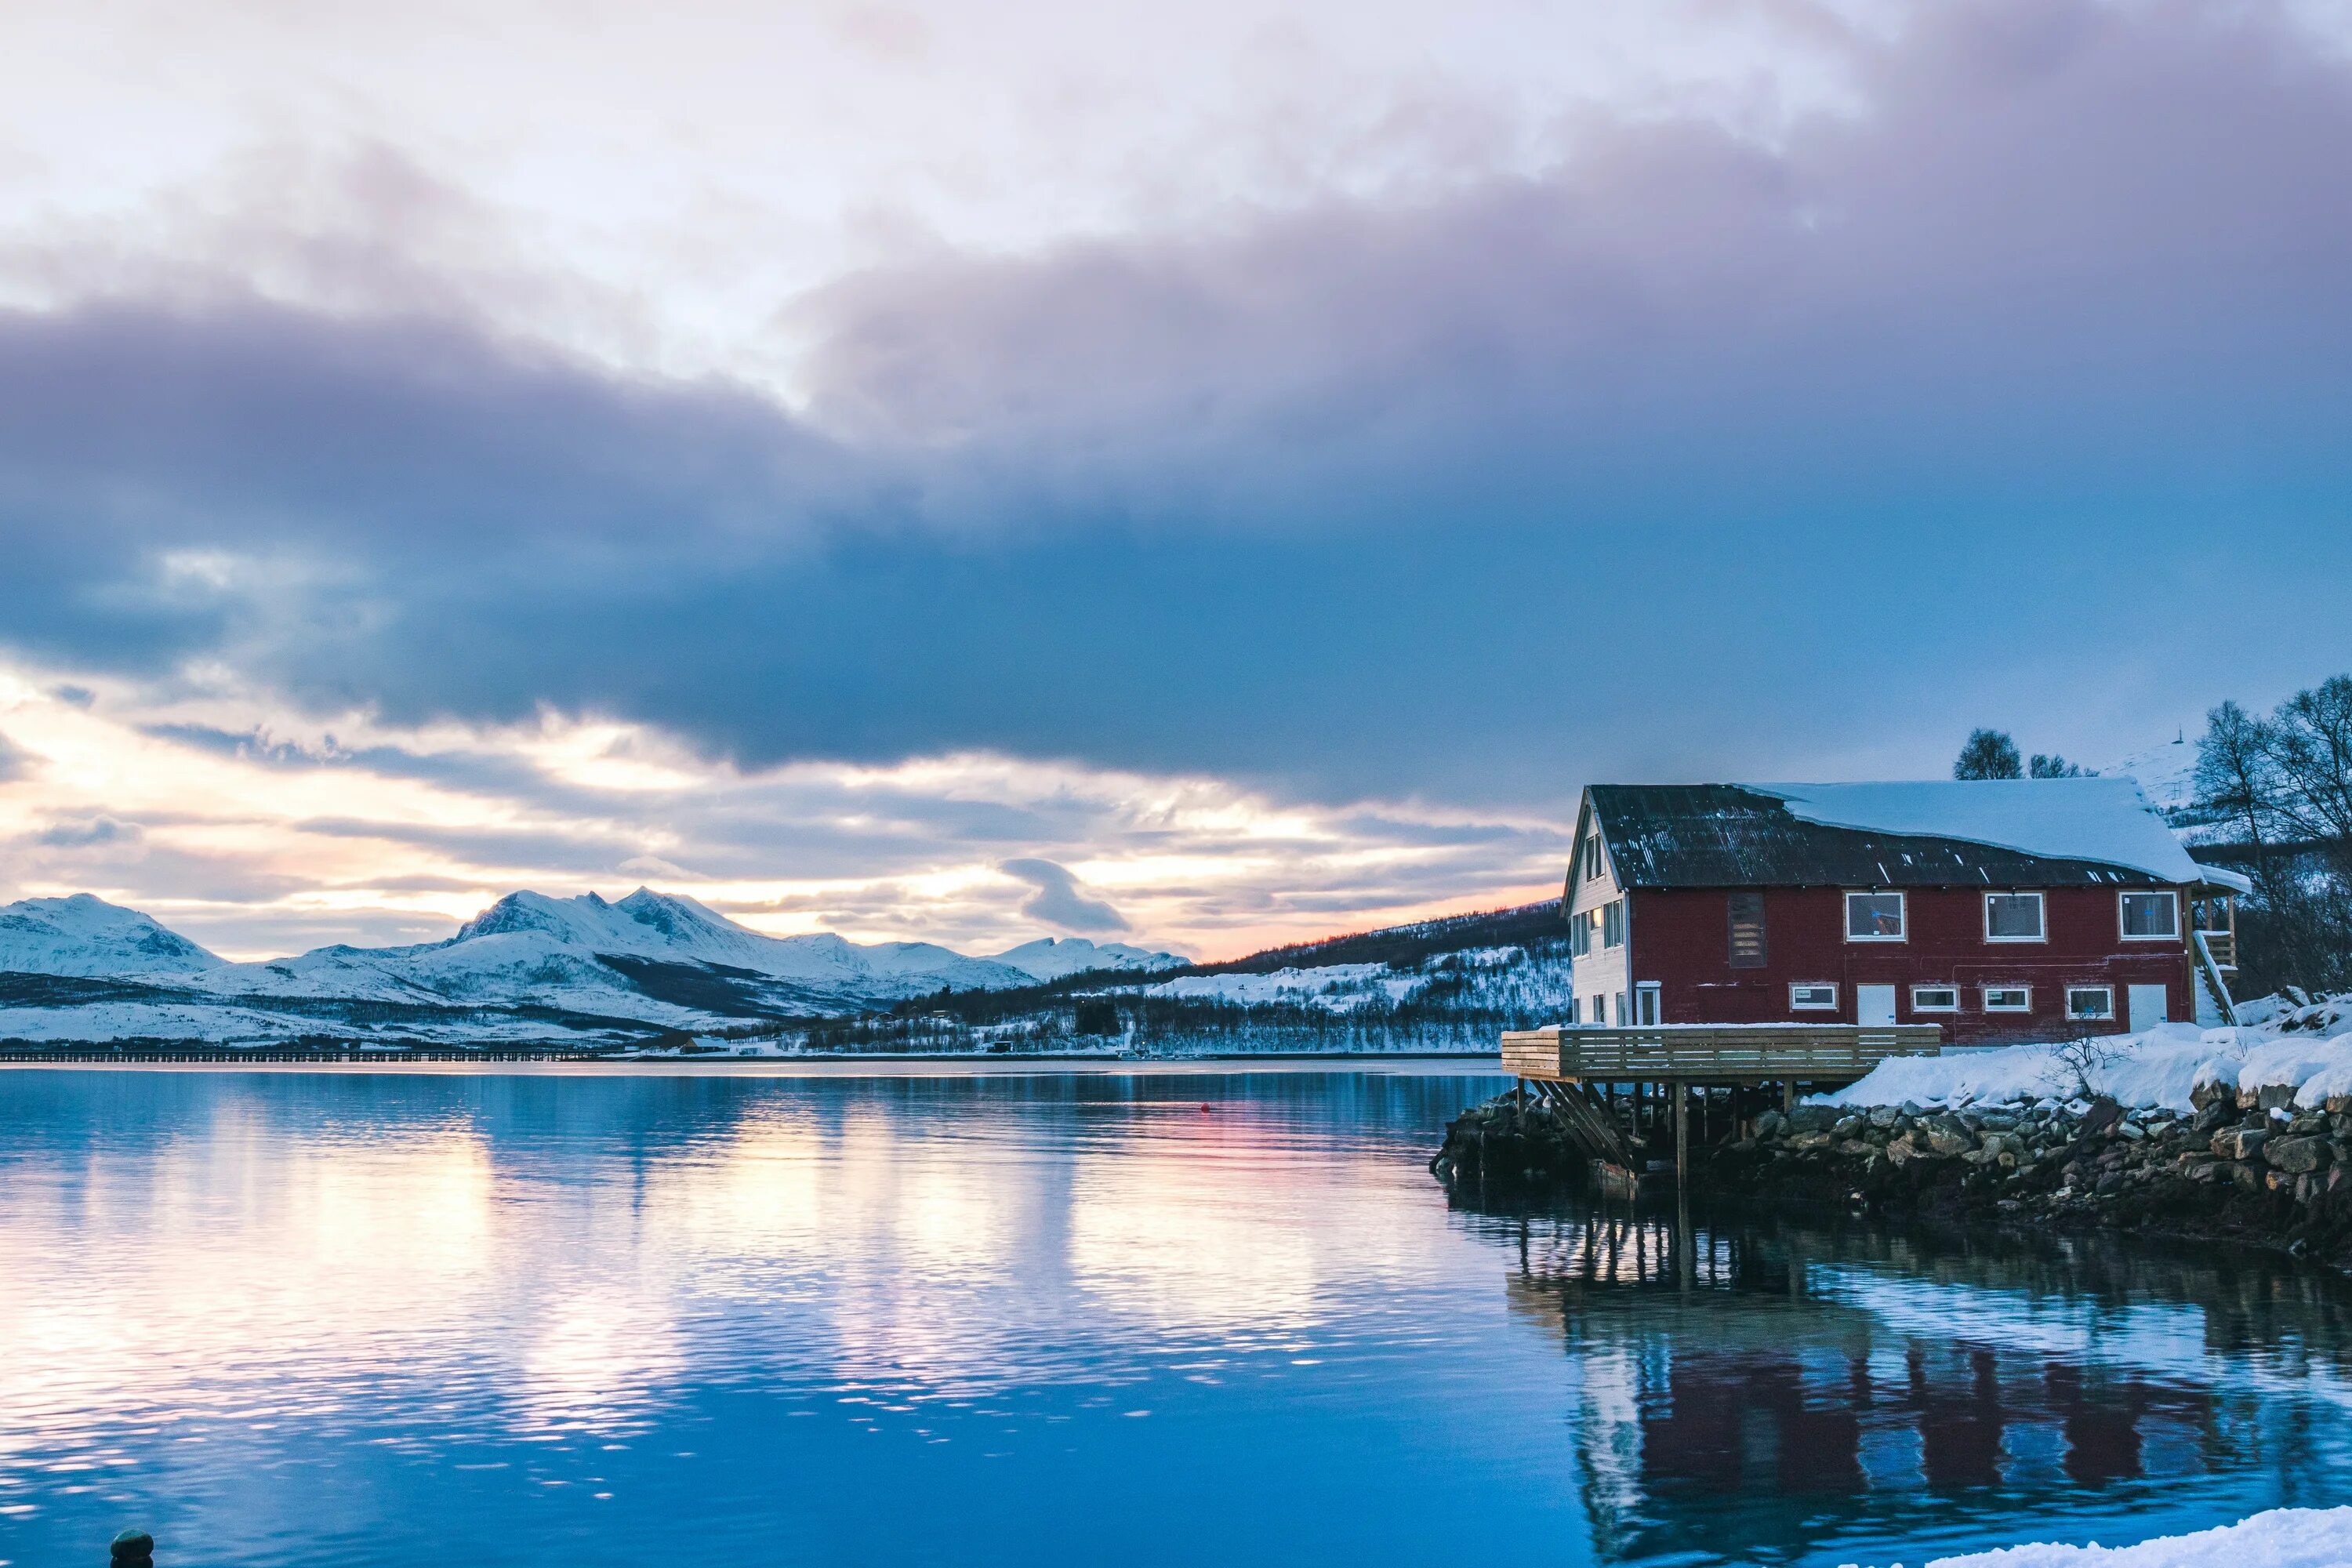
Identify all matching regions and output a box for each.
[1821,994,2352,1113]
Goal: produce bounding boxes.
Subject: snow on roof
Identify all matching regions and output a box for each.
[1750,779,2212,885]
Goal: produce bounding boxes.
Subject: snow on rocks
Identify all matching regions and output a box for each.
[1911,1505,2352,1566]
[1822,996,2352,1115]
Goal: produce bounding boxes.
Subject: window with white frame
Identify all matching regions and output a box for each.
[1845,891,1906,941]
[1569,913,1589,959]
[1566,996,1581,1025]
[2067,985,2115,1021]
[1583,833,1604,884]
[1591,994,1606,1026]
[2119,891,2180,940]
[1983,985,2032,1012]
[1602,899,1625,949]
[1790,982,1838,1011]
[1613,992,1628,1025]
[1911,985,1960,1013]
[1985,892,2046,942]
[1635,983,1661,1025]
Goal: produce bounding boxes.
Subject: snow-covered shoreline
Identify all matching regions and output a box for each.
[1898,1504,2352,1566]
[1821,995,2352,1115]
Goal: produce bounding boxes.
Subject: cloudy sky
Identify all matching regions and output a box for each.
[2,0,2348,960]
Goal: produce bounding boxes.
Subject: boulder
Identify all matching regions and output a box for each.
[1920,1116,1974,1157]
[2265,1135,2329,1174]
[1786,1105,1842,1134]
[1754,1109,1787,1139]
[2214,1128,2268,1162]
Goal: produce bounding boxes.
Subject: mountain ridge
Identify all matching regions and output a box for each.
[0,887,1189,1043]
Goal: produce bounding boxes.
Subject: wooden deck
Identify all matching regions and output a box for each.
[1500,1024,1943,1086]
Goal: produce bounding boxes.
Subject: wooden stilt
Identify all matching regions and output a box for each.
[1674,1082,1690,1183]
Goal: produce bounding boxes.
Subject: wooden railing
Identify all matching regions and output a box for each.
[1501,1024,1943,1084]
[2196,927,2237,971]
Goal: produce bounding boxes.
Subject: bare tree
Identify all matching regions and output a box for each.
[1955,729,2023,780]
[2029,753,2085,778]
[2194,678,2352,993]
[2050,1033,2117,1101]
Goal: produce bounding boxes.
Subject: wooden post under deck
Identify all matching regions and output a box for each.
[1673,1084,1689,1183]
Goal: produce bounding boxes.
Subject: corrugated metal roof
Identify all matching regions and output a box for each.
[1587,784,2181,889]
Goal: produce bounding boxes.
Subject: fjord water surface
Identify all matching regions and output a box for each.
[2,1069,2349,1566]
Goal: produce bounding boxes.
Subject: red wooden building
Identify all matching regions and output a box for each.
[1563,780,2248,1045]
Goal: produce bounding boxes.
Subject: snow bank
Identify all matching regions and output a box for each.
[1911,1505,2352,1566]
[1821,994,2352,1112]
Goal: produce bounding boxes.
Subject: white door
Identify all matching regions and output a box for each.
[1857,984,1897,1026]
[2129,984,2170,1032]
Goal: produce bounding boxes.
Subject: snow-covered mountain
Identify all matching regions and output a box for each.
[0,888,1138,1047]
[987,936,1185,982]
[0,895,223,978]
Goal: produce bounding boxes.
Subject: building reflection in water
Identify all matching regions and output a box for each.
[1480,1199,2312,1565]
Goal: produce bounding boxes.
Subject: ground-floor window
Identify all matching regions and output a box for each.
[1983,985,2032,1012]
[1911,985,1960,1012]
[1791,982,1838,1011]
[2066,985,2115,1022]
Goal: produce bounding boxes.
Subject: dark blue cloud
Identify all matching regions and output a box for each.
[32,816,142,848]
[999,858,1130,933]
[2,0,2349,810]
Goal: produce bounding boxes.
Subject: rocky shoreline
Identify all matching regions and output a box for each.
[1433,1083,2352,1269]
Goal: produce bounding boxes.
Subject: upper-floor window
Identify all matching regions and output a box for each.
[1845,891,1906,942]
[1568,909,1590,959]
[1601,899,1625,949]
[2119,891,2180,940]
[1985,891,2046,942]
[1726,891,1766,969]
[1582,833,1606,885]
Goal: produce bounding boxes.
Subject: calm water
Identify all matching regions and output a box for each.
[4,1069,2351,1567]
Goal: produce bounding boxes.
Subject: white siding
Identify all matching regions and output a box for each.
[1568,814,1628,1024]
